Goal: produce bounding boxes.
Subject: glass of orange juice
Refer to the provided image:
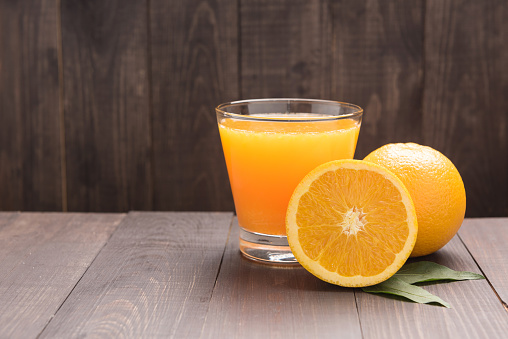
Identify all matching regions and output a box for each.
[216,99,363,264]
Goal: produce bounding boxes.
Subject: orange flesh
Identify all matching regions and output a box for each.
[296,168,409,277]
[219,117,360,235]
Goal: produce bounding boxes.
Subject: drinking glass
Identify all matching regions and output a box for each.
[216,98,363,264]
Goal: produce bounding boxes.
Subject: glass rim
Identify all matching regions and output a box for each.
[216,98,363,122]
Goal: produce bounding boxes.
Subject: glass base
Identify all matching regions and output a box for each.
[239,228,299,264]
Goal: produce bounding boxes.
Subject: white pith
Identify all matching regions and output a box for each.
[340,207,367,236]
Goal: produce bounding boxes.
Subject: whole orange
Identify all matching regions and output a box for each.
[364,143,466,257]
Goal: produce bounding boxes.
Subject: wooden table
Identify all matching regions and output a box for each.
[0,212,506,338]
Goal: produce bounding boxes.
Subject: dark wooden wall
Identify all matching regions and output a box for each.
[0,0,507,217]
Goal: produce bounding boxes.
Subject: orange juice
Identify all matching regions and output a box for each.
[219,116,360,235]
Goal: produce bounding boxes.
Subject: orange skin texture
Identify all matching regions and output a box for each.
[364,143,466,257]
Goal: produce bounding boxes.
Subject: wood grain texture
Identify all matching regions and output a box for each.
[459,218,508,308]
[0,213,124,338]
[330,0,425,159]
[1,1,507,216]
[150,0,238,211]
[240,0,332,99]
[61,0,152,212]
[424,0,508,217]
[40,212,233,338]
[200,218,362,339]
[356,235,508,338]
[0,0,62,211]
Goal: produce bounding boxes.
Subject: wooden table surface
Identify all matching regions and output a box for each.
[0,212,506,338]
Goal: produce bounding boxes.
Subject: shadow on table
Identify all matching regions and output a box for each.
[218,250,352,293]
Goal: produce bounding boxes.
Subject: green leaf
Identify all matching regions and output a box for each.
[362,277,451,308]
[394,261,485,284]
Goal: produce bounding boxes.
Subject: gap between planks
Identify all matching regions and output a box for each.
[457,233,508,313]
[36,213,128,338]
[199,215,234,339]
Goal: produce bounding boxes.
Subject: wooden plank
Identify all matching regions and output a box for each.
[356,235,508,338]
[240,0,332,99]
[0,212,19,231]
[40,212,233,338]
[200,218,362,339]
[150,0,238,211]
[330,0,425,159]
[423,0,508,217]
[0,0,62,210]
[459,218,508,307]
[0,213,124,338]
[61,0,152,211]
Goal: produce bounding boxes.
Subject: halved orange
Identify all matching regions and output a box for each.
[286,159,418,287]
